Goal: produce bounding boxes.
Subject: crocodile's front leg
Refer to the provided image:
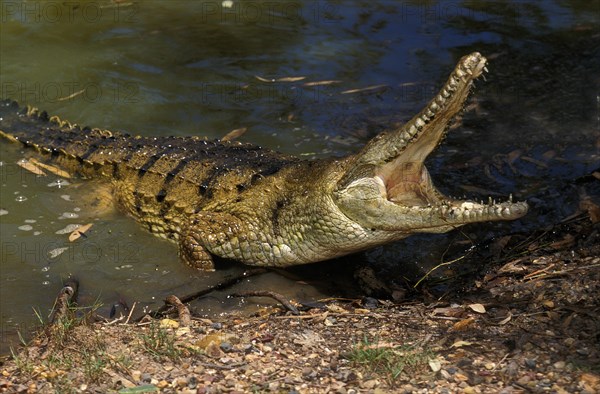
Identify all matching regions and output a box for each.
[179,232,216,271]
[179,212,228,271]
[179,211,258,271]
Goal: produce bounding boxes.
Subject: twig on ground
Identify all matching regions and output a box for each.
[49,279,79,324]
[231,290,299,315]
[125,302,136,325]
[165,295,191,326]
[145,268,267,320]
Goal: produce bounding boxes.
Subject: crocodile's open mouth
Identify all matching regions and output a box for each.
[334,53,527,232]
[370,52,527,225]
[376,53,487,203]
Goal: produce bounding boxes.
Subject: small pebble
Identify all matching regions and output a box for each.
[362,297,378,309]
[188,376,198,389]
[525,359,537,369]
[553,361,566,370]
[130,370,141,382]
[156,380,169,389]
[220,342,233,353]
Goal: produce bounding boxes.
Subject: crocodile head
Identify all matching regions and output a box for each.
[333,52,528,236]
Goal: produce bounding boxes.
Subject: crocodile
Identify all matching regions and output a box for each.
[0,52,528,271]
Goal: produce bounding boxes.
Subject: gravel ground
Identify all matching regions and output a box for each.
[1,211,599,393]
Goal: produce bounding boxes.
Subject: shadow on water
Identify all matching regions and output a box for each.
[0,1,599,354]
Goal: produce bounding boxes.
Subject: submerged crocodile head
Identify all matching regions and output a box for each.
[332,53,527,237]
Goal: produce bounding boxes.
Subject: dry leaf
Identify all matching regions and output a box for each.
[428,358,442,372]
[507,149,522,164]
[469,303,486,314]
[549,234,575,249]
[580,197,600,224]
[452,317,475,331]
[451,340,473,348]
[68,223,93,242]
[302,80,341,87]
[454,373,469,381]
[341,84,387,95]
[432,306,464,317]
[255,75,305,83]
[498,312,512,325]
[221,127,247,142]
[57,88,85,101]
[17,159,46,176]
[360,341,396,350]
[498,258,527,274]
[326,304,347,314]
[159,318,179,329]
[276,76,306,82]
[542,300,555,309]
[29,158,71,178]
[580,372,600,387]
[521,155,548,168]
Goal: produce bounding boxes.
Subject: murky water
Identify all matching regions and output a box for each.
[1,1,599,353]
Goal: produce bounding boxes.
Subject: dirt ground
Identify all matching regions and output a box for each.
[1,206,599,393]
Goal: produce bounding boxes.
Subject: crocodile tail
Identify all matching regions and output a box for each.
[0,99,126,176]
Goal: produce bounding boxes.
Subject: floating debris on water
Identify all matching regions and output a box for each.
[29,158,71,178]
[17,159,46,176]
[33,231,42,236]
[48,247,69,259]
[48,179,71,188]
[18,225,33,231]
[15,195,27,202]
[0,209,8,216]
[24,219,36,223]
[56,224,83,234]
[60,195,72,201]
[58,212,79,220]
[68,223,93,242]
[74,207,81,212]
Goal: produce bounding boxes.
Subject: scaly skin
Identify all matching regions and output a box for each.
[0,53,528,270]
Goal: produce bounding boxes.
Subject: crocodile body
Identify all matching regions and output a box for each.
[0,53,528,270]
